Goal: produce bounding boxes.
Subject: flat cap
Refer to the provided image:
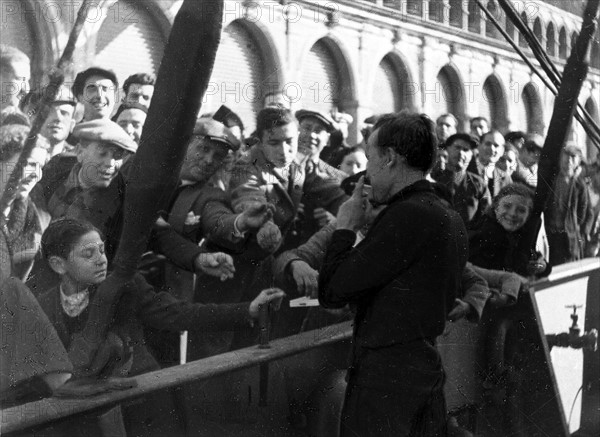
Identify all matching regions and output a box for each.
[72,119,137,153]
[295,109,336,132]
[193,118,240,151]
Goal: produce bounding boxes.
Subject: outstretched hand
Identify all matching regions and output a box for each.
[336,176,368,231]
[195,252,235,281]
[238,202,275,232]
[248,287,286,319]
[290,260,319,298]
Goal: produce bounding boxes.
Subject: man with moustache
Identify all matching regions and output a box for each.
[72,67,118,122]
[432,133,491,228]
[319,112,468,436]
[468,130,512,196]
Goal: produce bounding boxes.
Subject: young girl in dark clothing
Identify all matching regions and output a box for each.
[469,183,550,278]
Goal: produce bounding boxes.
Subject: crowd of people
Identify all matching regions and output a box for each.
[1,42,600,436]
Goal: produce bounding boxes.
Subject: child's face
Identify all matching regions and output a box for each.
[62,231,107,286]
[340,150,367,176]
[494,194,532,232]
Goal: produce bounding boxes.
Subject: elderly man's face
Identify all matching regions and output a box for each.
[436,116,457,142]
[298,117,330,161]
[479,131,505,166]
[125,83,154,108]
[77,141,126,188]
[79,75,116,120]
[180,137,229,183]
[0,60,30,111]
[116,108,146,144]
[41,103,76,145]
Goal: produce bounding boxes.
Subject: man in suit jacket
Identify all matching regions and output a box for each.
[468,130,512,197]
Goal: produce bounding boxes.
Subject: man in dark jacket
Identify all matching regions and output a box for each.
[544,145,593,265]
[319,112,468,436]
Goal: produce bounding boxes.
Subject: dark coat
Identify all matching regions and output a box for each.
[319,180,468,349]
[431,168,491,228]
[37,274,252,376]
[469,213,551,277]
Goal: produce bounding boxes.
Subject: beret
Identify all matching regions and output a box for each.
[112,102,148,122]
[295,109,336,132]
[445,133,479,149]
[72,67,118,98]
[72,119,137,153]
[193,118,240,151]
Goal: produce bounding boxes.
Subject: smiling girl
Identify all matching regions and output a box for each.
[469,183,550,278]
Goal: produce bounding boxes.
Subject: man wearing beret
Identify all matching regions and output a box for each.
[113,102,147,145]
[72,67,118,122]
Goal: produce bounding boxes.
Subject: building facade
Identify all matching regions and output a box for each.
[2,0,599,159]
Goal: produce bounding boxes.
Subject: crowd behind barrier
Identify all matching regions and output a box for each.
[1,43,600,436]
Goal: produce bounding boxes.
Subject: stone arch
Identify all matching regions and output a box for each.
[533,17,543,45]
[449,0,463,28]
[518,11,528,47]
[485,1,501,39]
[468,0,481,33]
[428,1,444,23]
[522,82,545,135]
[584,97,599,162]
[435,64,466,128]
[297,35,356,113]
[370,51,416,114]
[546,22,556,56]
[94,0,169,86]
[558,27,568,59]
[479,74,508,131]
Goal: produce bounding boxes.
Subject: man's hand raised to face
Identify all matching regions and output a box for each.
[336,176,369,232]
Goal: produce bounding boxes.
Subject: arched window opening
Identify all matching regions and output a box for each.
[518,12,529,47]
[407,0,422,16]
[468,0,481,33]
[533,18,543,45]
[449,0,463,28]
[558,27,567,59]
[485,1,501,39]
[546,23,556,56]
[428,1,444,23]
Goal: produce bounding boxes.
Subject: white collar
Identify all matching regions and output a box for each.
[60,285,90,318]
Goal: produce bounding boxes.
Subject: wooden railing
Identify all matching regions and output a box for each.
[3,258,599,436]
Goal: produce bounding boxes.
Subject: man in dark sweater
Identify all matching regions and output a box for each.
[319,112,468,436]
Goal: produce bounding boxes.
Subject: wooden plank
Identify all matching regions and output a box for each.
[1,322,353,434]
